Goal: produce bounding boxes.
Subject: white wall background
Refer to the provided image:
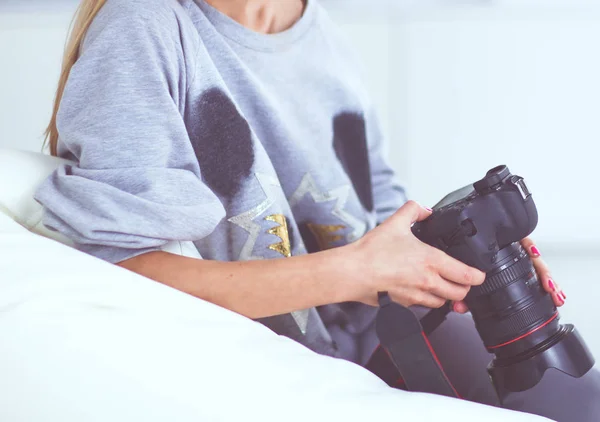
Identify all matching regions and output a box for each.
[0,4,72,154]
[0,0,599,364]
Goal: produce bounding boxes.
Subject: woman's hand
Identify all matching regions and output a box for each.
[520,238,567,306]
[453,237,567,314]
[349,201,486,308]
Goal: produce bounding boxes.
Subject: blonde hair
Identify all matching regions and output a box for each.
[45,0,107,156]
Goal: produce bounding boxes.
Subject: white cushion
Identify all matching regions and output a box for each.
[0,147,74,245]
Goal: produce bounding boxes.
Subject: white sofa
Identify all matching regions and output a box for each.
[0,148,550,421]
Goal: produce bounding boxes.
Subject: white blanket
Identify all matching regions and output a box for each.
[0,215,549,421]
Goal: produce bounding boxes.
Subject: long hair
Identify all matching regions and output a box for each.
[44,0,107,156]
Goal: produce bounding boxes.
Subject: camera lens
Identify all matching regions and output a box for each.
[470,245,594,396]
[465,243,558,357]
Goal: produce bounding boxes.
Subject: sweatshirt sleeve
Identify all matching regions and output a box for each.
[366,107,408,224]
[34,0,225,264]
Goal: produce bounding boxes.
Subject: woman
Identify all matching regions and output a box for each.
[35,0,599,420]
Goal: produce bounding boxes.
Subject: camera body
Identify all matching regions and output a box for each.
[412,165,538,272]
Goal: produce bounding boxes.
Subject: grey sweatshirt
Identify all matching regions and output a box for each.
[35,0,407,365]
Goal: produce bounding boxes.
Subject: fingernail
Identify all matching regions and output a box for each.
[548,279,556,292]
[560,291,567,301]
[530,245,541,257]
[425,207,433,212]
[558,296,565,305]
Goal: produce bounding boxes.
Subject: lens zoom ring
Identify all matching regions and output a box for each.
[471,257,532,296]
[477,297,555,347]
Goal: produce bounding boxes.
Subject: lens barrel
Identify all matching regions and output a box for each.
[466,242,595,398]
[466,243,557,353]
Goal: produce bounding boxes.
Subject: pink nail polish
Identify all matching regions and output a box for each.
[561,291,567,300]
[548,279,556,292]
[425,207,433,212]
[530,245,541,257]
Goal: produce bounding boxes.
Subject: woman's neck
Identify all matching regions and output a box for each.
[204,0,306,34]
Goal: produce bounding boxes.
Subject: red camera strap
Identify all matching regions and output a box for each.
[371,293,460,399]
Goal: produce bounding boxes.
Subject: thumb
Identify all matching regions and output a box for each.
[453,301,469,314]
[393,200,433,225]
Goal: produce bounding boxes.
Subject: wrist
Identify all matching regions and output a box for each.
[326,240,373,303]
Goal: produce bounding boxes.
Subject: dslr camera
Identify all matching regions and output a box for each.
[412,165,594,398]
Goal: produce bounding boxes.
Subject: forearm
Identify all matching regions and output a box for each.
[117,246,363,319]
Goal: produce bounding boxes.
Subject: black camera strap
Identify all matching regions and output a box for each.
[372,293,460,398]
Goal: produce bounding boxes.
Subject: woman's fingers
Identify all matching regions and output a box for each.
[521,237,542,258]
[431,248,486,287]
[521,238,566,307]
[533,256,566,307]
[390,290,447,309]
[429,277,471,302]
[391,200,432,226]
[453,300,469,314]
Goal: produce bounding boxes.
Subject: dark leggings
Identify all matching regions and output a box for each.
[415,309,600,421]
